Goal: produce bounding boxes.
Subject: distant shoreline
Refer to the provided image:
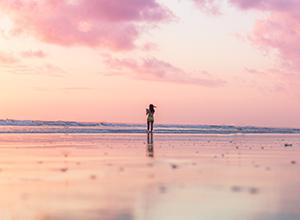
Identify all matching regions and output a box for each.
[0,119,299,134]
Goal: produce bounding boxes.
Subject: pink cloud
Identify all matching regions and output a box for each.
[0,0,172,50]
[251,15,300,68]
[193,0,221,15]
[0,51,18,64]
[230,0,298,11]
[230,0,300,70]
[193,0,300,71]
[142,42,158,51]
[21,50,46,58]
[104,56,225,86]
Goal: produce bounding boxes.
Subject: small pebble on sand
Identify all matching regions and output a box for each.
[171,164,178,169]
[60,168,68,173]
[249,187,259,194]
[159,185,167,193]
[231,186,242,192]
[90,175,97,180]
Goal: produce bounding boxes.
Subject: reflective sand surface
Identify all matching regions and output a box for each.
[0,134,299,220]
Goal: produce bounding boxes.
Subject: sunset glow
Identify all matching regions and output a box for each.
[0,0,299,127]
[0,15,13,33]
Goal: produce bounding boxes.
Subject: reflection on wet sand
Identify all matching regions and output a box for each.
[0,134,299,220]
[147,133,154,158]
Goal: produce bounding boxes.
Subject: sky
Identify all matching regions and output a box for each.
[0,0,299,127]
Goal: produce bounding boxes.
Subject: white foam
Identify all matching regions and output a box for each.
[0,119,299,134]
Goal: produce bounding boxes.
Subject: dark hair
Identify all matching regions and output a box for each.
[149,104,155,113]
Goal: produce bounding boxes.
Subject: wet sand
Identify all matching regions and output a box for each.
[0,134,299,220]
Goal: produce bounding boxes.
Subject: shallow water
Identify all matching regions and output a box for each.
[0,120,300,134]
[0,134,299,220]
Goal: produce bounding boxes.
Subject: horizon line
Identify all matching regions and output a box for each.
[0,118,299,130]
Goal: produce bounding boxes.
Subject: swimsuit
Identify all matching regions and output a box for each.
[147,111,154,122]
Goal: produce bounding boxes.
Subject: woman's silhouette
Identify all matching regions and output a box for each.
[146,104,156,133]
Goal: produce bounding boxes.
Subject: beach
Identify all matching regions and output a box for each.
[1,0,300,219]
[0,133,299,220]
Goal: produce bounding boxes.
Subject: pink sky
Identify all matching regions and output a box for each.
[0,0,299,127]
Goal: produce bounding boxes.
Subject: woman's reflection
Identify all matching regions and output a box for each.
[147,133,154,157]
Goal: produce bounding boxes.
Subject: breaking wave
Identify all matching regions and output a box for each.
[0,119,299,134]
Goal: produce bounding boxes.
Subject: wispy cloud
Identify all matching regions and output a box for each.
[0,63,64,77]
[103,55,225,87]
[0,0,172,50]
[193,0,221,15]
[0,51,18,64]
[60,87,93,91]
[194,0,300,73]
[21,50,46,58]
[230,0,300,71]
[244,67,265,75]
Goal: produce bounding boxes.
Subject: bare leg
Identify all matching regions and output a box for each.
[150,121,153,132]
[147,121,150,132]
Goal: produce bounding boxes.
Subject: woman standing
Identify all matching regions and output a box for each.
[146,104,156,133]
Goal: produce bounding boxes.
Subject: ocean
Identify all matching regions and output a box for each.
[0,119,299,134]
